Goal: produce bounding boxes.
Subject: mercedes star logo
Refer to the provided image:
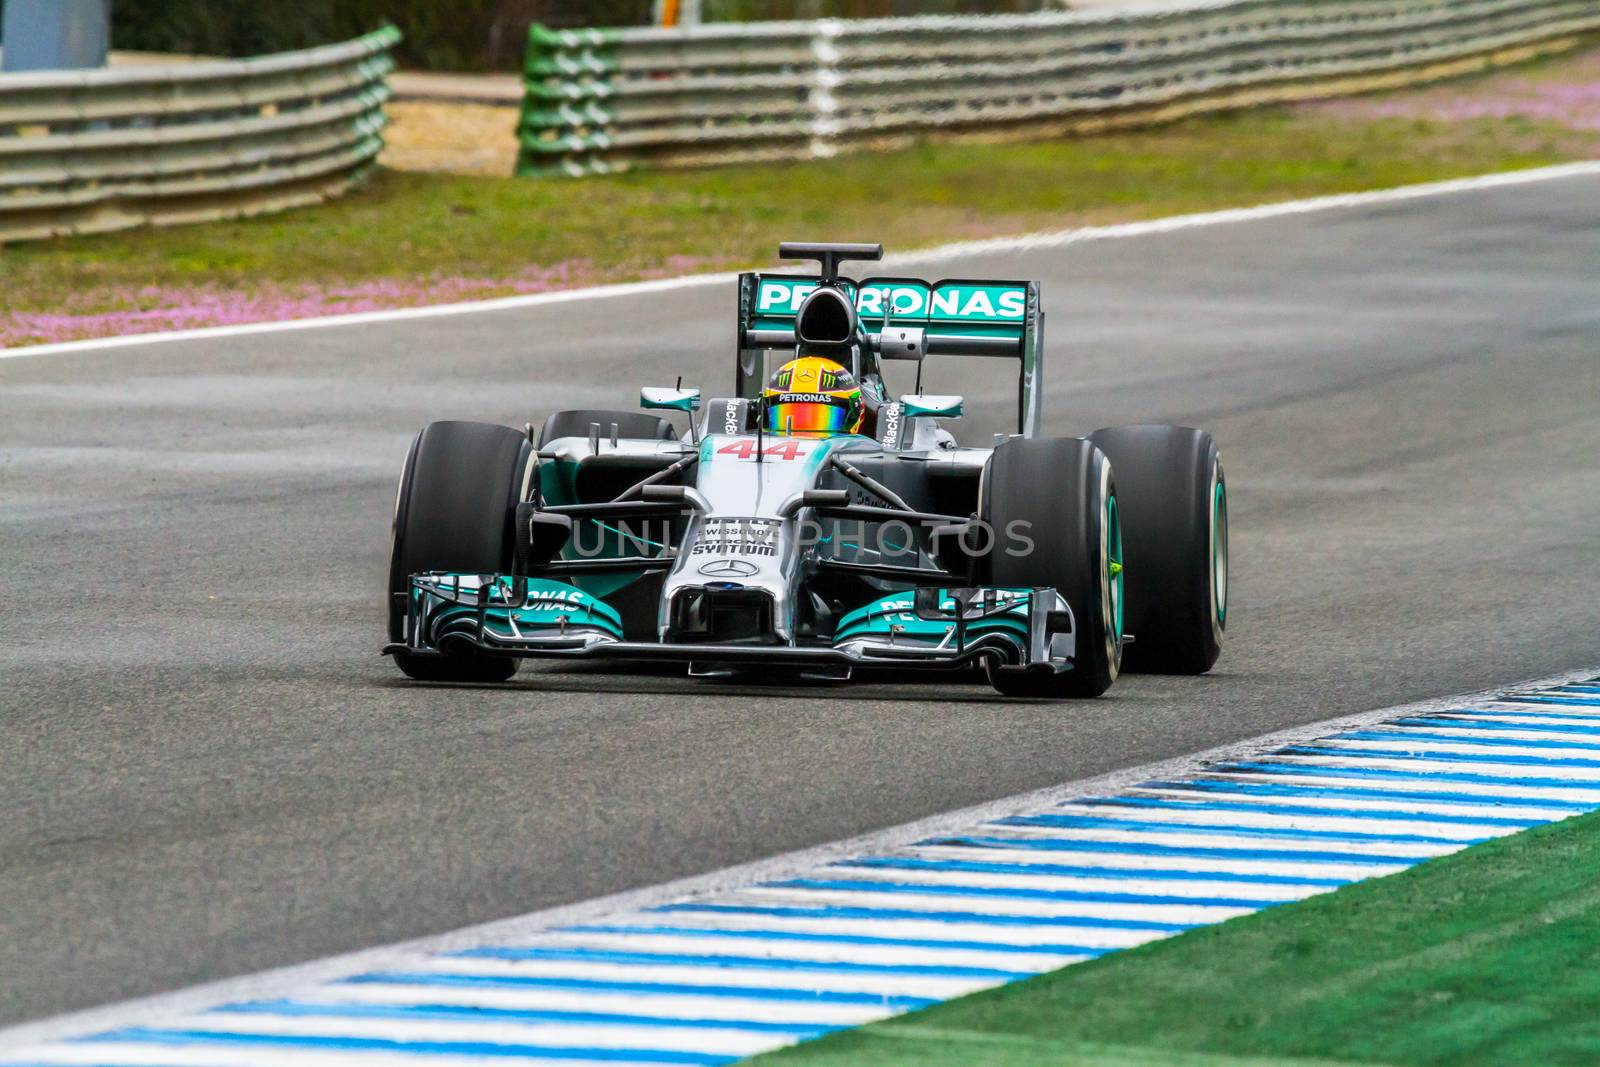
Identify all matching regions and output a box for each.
[698,559,759,578]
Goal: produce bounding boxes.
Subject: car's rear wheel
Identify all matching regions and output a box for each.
[537,410,679,447]
[979,436,1122,698]
[1088,425,1225,674]
[388,420,530,683]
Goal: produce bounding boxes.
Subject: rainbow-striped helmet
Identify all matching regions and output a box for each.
[764,357,864,437]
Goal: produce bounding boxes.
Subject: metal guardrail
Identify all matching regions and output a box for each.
[518,0,1600,176]
[0,26,400,242]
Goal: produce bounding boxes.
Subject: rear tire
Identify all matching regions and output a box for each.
[1088,425,1225,674]
[979,437,1122,698]
[388,421,530,683]
[537,410,679,448]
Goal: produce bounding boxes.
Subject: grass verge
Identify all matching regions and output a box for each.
[755,809,1600,1067]
[2,41,1598,346]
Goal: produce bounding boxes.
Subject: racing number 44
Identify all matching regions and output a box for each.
[719,439,807,461]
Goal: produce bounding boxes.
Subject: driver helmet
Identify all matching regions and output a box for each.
[764,356,864,437]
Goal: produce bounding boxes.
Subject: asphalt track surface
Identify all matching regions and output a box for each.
[2,174,1597,1028]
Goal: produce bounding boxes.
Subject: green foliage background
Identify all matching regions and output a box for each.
[108,2,647,70]
[106,0,1052,70]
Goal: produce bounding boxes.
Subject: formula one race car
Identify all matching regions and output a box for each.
[384,242,1226,697]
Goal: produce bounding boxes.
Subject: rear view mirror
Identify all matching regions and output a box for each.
[641,386,702,413]
[901,394,964,419]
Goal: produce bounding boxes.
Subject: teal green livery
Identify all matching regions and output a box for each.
[834,590,1032,646]
[425,576,625,643]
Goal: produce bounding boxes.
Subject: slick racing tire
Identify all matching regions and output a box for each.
[1088,425,1225,674]
[537,410,679,448]
[979,436,1122,698]
[388,420,531,683]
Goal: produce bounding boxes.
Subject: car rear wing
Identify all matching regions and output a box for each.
[735,272,1046,437]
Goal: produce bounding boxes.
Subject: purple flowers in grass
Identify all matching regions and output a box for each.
[1312,49,1600,131]
[0,256,721,349]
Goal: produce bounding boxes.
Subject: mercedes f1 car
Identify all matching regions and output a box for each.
[384,242,1226,697]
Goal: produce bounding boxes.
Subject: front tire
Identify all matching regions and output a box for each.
[979,437,1122,698]
[388,421,531,683]
[1088,425,1225,674]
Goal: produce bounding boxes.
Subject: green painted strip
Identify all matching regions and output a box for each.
[522,82,617,103]
[527,24,621,50]
[525,57,623,78]
[520,106,614,130]
[364,25,402,49]
[518,128,617,151]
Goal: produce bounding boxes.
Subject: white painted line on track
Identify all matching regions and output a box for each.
[1263,752,1600,779]
[895,843,1415,880]
[355,963,985,1003]
[810,864,1325,902]
[3,161,1598,362]
[1037,803,1515,839]
[1182,770,1600,805]
[4,664,1600,1066]
[1123,785,1573,822]
[733,886,1256,924]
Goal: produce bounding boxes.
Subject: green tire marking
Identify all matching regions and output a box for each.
[1213,476,1228,627]
[1107,491,1124,642]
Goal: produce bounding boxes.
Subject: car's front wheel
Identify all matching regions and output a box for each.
[978,436,1122,698]
[388,420,530,683]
